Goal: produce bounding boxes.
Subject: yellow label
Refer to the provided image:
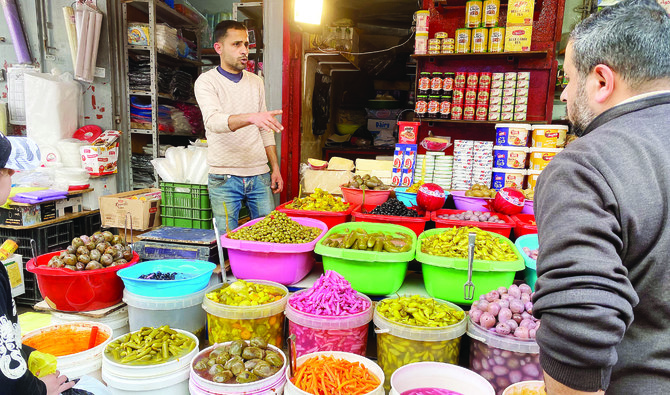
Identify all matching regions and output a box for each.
[483,0,501,27]
[506,0,535,25]
[472,28,489,53]
[465,1,483,28]
[4,261,21,288]
[456,29,472,53]
[504,25,533,52]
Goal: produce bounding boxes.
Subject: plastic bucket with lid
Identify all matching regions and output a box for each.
[284,351,384,395]
[526,170,542,190]
[373,298,467,391]
[22,321,113,381]
[491,168,526,190]
[101,328,199,395]
[389,362,495,395]
[189,341,286,395]
[492,146,528,169]
[531,124,568,148]
[51,306,129,340]
[202,281,289,347]
[467,318,542,395]
[123,287,207,341]
[495,123,531,147]
[285,290,373,357]
[529,148,563,170]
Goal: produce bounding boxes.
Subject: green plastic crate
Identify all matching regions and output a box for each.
[416,228,524,304]
[314,222,416,295]
[160,182,213,229]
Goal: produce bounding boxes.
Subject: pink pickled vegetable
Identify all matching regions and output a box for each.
[288,270,370,316]
[288,321,368,358]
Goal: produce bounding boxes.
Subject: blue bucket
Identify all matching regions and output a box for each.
[515,234,538,291]
[117,259,215,297]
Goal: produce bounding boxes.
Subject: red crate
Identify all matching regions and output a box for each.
[351,206,430,236]
[510,214,538,238]
[276,201,357,229]
[432,209,514,238]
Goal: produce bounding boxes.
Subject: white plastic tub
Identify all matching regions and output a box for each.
[123,287,207,341]
[101,328,199,395]
[389,362,495,395]
[51,306,130,339]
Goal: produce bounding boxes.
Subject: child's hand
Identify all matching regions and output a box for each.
[40,370,75,395]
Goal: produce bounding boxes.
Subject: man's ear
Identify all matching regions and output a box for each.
[591,64,616,104]
[214,42,223,55]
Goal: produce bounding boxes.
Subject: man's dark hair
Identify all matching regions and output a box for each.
[570,0,670,90]
[213,20,247,44]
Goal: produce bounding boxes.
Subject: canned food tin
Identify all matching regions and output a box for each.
[490,88,503,97]
[455,72,467,89]
[476,105,489,120]
[465,0,483,28]
[489,104,502,113]
[514,112,527,121]
[428,49,442,55]
[452,105,464,120]
[503,88,516,97]
[489,111,502,121]
[491,80,504,89]
[443,38,455,45]
[515,104,528,113]
[502,96,516,105]
[472,28,489,53]
[516,88,529,97]
[465,88,478,104]
[517,80,530,89]
[483,0,501,27]
[415,96,428,117]
[428,44,442,52]
[502,104,514,113]
[517,71,531,81]
[479,72,492,89]
[456,28,472,53]
[488,27,505,53]
[504,80,517,89]
[440,97,452,118]
[443,73,455,91]
[418,72,431,94]
[492,72,505,81]
[504,72,518,81]
[442,46,454,54]
[501,112,514,121]
[453,88,465,105]
[489,96,502,106]
[477,90,490,105]
[515,96,528,105]
[464,105,476,120]
[467,72,480,88]
[435,32,449,39]
[431,72,443,94]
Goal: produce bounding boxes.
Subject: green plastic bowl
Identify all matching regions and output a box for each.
[416,228,524,304]
[314,222,416,295]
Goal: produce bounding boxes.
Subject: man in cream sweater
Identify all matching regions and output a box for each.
[195,20,283,233]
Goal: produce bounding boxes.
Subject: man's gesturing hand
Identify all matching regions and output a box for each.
[248,110,283,133]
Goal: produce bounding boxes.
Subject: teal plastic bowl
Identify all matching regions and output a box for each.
[394,187,417,207]
[515,234,539,291]
[117,259,216,297]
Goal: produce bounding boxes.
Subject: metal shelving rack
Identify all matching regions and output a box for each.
[121,0,203,188]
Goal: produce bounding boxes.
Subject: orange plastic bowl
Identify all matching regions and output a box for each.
[27,250,139,312]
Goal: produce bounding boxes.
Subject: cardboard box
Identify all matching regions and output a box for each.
[55,195,83,217]
[40,201,57,222]
[505,25,533,52]
[367,119,397,134]
[0,205,41,226]
[506,0,535,25]
[81,143,119,176]
[100,188,161,231]
[3,254,24,298]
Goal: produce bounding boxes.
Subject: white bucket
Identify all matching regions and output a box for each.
[22,321,113,381]
[389,362,495,395]
[101,329,199,395]
[284,351,384,395]
[51,306,130,339]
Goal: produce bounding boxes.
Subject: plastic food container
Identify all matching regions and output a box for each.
[467,319,542,395]
[116,259,215,297]
[26,250,140,312]
[220,216,328,285]
[276,200,357,229]
[510,214,537,237]
[284,351,385,395]
[285,290,373,357]
[394,187,418,207]
[451,190,492,212]
[340,186,392,211]
[389,362,495,395]
[521,199,534,215]
[529,147,563,170]
[189,342,287,395]
[493,146,529,169]
[123,288,207,341]
[51,306,130,340]
[102,329,198,395]
[22,322,113,381]
[515,234,539,291]
[416,228,524,304]
[491,168,527,190]
[202,281,289,347]
[495,124,531,147]
[351,205,430,237]
[432,209,514,238]
[374,299,466,391]
[503,381,546,395]
[526,169,542,190]
[314,222,417,295]
[531,124,569,148]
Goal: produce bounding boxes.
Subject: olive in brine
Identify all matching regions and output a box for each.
[235,371,258,384]
[208,364,225,376]
[252,361,273,378]
[194,359,208,371]
[212,370,233,383]
[249,337,267,349]
[264,351,283,368]
[228,340,246,356]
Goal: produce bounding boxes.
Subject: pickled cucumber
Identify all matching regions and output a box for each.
[321,228,412,252]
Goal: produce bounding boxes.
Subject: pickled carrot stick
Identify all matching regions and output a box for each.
[290,355,380,395]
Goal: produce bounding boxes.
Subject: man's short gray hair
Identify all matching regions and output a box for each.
[570,0,670,90]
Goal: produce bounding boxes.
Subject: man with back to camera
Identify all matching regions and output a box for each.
[194,20,283,235]
[532,0,670,393]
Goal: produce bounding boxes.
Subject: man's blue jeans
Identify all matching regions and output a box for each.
[208,173,275,235]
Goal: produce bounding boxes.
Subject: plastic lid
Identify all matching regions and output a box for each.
[494,123,532,130]
[529,147,564,153]
[492,168,528,175]
[466,318,539,353]
[493,145,530,152]
[531,124,569,130]
[285,290,373,330]
[372,299,466,342]
[201,281,289,320]
[123,287,208,311]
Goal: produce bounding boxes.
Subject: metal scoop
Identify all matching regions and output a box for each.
[464,232,476,300]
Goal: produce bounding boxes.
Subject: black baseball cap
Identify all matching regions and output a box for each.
[0,135,41,171]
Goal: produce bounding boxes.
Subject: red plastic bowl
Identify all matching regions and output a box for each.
[432,209,514,238]
[276,201,358,229]
[27,251,139,312]
[351,205,430,236]
[510,214,538,238]
[340,186,392,211]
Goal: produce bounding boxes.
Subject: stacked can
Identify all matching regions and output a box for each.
[432,153,454,190]
[428,72,443,119]
[443,38,455,54]
[472,141,494,186]
[452,72,467,120]
[415,154,435,183]
[440,72,455,119]
[414,10,429,54]
[488,72,531,121]
[428,38,442,55]
[455,28,471,53]
[463,72,479,121]
[476,72,491,121]
[472,28,488,53]
[488,27,505,53]
[451,140,475,190]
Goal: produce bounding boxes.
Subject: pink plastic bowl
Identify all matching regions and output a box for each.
[521,199,534,215]
[451,190,492,212]
[220,216,328,285]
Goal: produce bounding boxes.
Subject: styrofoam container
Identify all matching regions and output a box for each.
[189,342,287,394]
[102,329,198,395]
[221,216,328,285]
[51,306,130,339]
[284,351,384,395]
[123,287,207,341]
[467,319,541,394]
[389,362,495,395]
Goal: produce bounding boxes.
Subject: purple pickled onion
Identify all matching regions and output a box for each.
[288,270,370,316]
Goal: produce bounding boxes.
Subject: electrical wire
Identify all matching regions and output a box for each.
[316,30,416,56]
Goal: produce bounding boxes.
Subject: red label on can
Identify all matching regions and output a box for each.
[452,105,464,120]
[467,73,479,88]
[453,89,465,104]
[477,90,490,105]
[479,73,492,88]
[476,106,488,120]
[455,73,467,88]
[465,89,478,104]
[464,105,476,120]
